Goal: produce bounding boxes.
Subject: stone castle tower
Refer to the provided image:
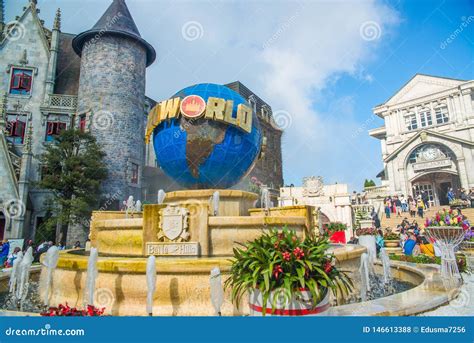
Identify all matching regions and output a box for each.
[72,0,156,205]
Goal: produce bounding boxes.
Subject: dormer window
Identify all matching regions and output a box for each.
[10,68,33,96]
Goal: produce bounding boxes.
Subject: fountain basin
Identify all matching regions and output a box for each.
[38,244,366,316]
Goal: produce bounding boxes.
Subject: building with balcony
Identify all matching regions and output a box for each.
[369,74,474,206]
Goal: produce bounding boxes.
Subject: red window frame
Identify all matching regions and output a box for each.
[45,121,67,141]
[79,115,87,132]
[10,68,33,94]
[130,163,139,184]
[6,119,26,144]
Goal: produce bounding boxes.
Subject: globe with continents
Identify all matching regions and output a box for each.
[152,83,262,189]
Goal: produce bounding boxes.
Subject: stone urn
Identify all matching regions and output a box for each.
[249,288,330,316]
[384,240,399,248]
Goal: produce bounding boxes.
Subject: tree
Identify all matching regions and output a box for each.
[37,129,107,245]
[364,179,376,188]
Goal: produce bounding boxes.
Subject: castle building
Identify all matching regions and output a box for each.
[0,0,284,244]
[369,74,474,206]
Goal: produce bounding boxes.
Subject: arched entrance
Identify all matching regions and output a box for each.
[411,172,461,206]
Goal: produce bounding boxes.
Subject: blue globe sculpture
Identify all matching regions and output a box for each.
[153,83,263,189]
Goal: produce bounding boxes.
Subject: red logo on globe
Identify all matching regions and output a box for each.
[180,95,206,119]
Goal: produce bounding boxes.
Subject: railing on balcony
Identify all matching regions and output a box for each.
[45,94,78,110]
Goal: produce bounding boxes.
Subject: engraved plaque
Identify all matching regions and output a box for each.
[146,242,200,256]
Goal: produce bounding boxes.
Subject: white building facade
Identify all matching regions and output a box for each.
[369,74,474,206]
[279,177,353,236]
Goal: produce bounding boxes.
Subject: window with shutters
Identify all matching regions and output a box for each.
[79,114,87,132]
[6,117,26,144]
[45,121,67,142]
[10,68,33,96]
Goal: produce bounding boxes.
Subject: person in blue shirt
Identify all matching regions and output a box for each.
[403,234,417,255]
[0,239,10,267]
[375,229,385,254]
[447,188,455,203]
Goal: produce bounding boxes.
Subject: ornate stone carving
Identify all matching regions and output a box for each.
[302,176,324,196]
[157,205,190,242]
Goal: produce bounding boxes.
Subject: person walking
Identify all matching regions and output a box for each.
[401,195,408,212]
[384,198,391,219]
[422,190,430,209]
[395,197,402,217]
[447,188,455,204]
[417,196,424,218]
[409,197,416,218]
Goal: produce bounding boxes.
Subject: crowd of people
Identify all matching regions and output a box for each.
[383,194,429,219]
[0,239,84,269]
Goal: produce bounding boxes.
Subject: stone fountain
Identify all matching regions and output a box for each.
[36,83,371,315]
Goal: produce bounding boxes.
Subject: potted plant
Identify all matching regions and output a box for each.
[322,222,347,244]
[383,232,399,247]
[224,229,353,316]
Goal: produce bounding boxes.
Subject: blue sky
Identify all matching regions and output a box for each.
[6,0,473,191]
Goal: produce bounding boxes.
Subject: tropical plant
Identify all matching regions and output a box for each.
[224,228,353,315]
[424,208,470,230]
[322,222,347,236]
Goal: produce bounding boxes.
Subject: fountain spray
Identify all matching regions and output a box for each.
[146,255,156,316]
[40,246,60,306]
[84,247,98,307]
[210,267,224,316]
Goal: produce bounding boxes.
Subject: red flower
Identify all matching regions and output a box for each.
[324,261,332,273]
[274,241,279,249]
[282,251,291,261]
[293,247,304,259]
[273,264,283,279]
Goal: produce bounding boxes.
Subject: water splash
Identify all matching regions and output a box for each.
[359,252,370,301]
[261,187,271,212]
[210,267,224,315]
[211,191,219,216]
[40,246,60,306]
[157,189,166,204]
[17,247,34,306]
[83,247,98,307]
[146,255,156,316]
[380,247,392,285]
[9,251,23,295]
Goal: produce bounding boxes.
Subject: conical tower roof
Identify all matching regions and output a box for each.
[72,0,155,66]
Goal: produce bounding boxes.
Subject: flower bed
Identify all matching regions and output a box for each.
[389,254,468,273]
[41,304,105,317]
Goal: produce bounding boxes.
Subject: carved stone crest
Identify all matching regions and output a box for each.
[157,205,190,242]
[303,176,324,196]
